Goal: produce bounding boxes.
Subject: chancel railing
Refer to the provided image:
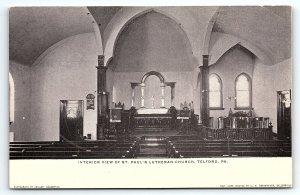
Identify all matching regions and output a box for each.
[202,127,272,140]
[218,116,270,129]
[127,107,174,131]
[199,109,273,140]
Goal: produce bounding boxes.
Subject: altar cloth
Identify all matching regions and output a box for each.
[136,108,169,114]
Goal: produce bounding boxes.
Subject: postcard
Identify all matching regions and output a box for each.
[9,6,292,188]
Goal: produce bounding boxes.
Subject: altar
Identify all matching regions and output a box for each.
[136,108,169,114]
[127,71,177,131]
[133,108,173,131]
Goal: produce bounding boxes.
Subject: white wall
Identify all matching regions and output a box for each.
[9,61,32,141]
[253,58,291,133]
[110,12,197,111]
[30,33,98,141]
[106,67,115,107]
[113,11,196,72]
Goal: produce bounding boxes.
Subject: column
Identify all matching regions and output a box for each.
[140,83,145,108]
[200,55,210,127]
[166,82,175,107]
[160,84,165,108]
[96,55,108,140]
[170,83,175,107]
[130,83,137,108]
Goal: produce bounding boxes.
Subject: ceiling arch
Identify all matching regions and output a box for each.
[202,7,221,56]
[102,7,203,66]
[85,7,104,55]
[211,6,291,65]
[112,11,197,72]
[208,32,273,65]
[9,6,291,67]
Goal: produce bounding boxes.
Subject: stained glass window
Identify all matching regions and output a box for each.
[209,74,222,108]
[235,73,251,108]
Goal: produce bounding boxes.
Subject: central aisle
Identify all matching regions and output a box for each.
[136,136,168,158]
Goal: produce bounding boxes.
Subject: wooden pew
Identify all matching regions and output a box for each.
[10,151,132,159]
[166,138,291,158]
[169,146,291,157]
[9,139,139,159]
[173,150,291,158]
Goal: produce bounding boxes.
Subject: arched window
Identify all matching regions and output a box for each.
[235,73,252,109]
[9,73,15,124]
[209,74,223,109]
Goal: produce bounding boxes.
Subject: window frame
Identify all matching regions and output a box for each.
[234,73,252,110]
[209,73,224,110]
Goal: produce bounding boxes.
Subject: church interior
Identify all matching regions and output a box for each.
[9,6,292,159]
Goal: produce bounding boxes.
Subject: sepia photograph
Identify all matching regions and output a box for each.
[7,5,293,189]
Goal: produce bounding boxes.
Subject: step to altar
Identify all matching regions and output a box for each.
[131,130,180,138]
[140,143,166,149]
[136,136,168,158]
[136,153,167,158]
[141,136,167,142]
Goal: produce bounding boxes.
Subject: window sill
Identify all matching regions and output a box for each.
[210,107,225,110]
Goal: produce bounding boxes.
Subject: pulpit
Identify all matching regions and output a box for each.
[106,102,124,139]
[176,101,194,132]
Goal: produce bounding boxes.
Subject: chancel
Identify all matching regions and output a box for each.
[9,6,292,159]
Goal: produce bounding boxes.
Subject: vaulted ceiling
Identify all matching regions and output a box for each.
[9,6,291,66]
[9,7,94,65]
[112,11,196,72]
[212,6,291,64]
[87,6,122,39]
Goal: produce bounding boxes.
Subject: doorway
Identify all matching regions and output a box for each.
[60,100,84,141]
[277,90,291,140]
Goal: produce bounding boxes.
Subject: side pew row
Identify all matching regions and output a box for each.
[10,140,139,159]
[166,138,291,158]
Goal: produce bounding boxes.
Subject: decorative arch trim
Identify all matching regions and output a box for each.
[209,73,223,88]
[235,72,252,82]
[141,71,165,84]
